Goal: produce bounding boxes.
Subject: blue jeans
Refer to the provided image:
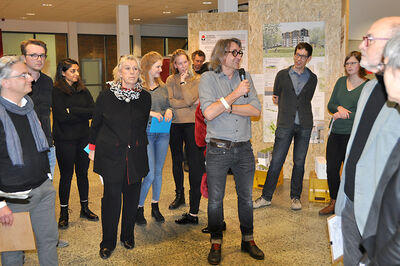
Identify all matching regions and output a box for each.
[139,127,170,206]
[48,146,56,179]
[206,141,255,240]
[261,125,312,200]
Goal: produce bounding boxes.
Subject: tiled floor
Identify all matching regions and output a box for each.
[24,150,336,265]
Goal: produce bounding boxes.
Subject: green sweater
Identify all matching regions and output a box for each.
[328,76,368,134]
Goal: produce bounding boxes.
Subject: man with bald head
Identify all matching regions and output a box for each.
[335,16,400,265]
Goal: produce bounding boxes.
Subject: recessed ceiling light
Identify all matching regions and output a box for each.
[20,17,27,20]
[133,18,141,21]
[26,13,36,16]
[203,1,212,4]
[42,3,52,7]
[162,11,171,14]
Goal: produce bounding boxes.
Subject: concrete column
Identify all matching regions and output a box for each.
[218,0,238,12]
[67,22,79,61]
[116,5,130,58]
[132,24,141,58]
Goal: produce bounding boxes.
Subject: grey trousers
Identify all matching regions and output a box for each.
[1,179,59,266]
[341,196,362,266]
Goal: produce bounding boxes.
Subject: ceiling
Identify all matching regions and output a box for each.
[0,0,248,25]
[0,0,398,37]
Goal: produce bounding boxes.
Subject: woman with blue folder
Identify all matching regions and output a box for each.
[136,51,173,225]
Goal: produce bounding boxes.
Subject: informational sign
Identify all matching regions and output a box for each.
[263,21,326,143]
[199,30,248,70]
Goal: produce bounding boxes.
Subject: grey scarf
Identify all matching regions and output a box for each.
[0,95,49,166]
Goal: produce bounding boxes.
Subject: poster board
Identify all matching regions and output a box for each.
[0,212,36,252]
[199,30,248,70]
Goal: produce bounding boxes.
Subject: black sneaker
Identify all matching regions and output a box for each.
[175,213,198,224]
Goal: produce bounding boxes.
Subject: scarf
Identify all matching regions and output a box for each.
[0,95,49,166]
[107,80,143,102]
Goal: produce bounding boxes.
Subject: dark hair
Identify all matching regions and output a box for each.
[344,51,366,77]
[294,42,313,57]
[54,58,86,95]
[20,39,47,55]
[191,50,206,61]
[209,38,242,73]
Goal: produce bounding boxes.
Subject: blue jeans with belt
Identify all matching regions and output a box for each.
[206,141,255,240]
[261,125,312,200]
[139,125,170,206]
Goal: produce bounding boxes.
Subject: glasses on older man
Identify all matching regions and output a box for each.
[225,50,244,57]
[26,53,47,60]
[294,53,309,60]
[362,35,390,47]
[7,72,32,79]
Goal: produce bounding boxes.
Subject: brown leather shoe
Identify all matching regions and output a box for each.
[318,200,336,216]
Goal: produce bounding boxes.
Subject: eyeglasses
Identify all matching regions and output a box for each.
[26,53,47,60]
[345,62,359,66]
[225,50,244,57]
[362,36,390,47]
[7,72,32,79]
[294,53,309,60]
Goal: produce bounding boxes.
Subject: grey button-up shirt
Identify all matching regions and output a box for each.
[198,70,261,142]
[289,66,310,124]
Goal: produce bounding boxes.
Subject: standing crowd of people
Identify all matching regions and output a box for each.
[0,15,399,266]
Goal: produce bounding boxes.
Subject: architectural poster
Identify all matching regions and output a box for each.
[262,21,326,143]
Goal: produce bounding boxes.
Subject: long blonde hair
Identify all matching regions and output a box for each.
[140,51,164,90]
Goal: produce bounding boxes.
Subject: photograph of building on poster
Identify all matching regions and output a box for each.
[263,21,326,143]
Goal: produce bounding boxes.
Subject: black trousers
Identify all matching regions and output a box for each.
[326,133,350,199]
[55,137,90,206]
[100,177,141,250]
[169,123,204,214]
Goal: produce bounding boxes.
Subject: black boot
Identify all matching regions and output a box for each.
[136,207,147,225]
[168,191,185,210]
[58,206,69,229]
[151,203,165,222]
[80,201,99,221]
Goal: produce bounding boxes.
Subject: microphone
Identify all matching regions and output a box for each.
[238,68,248,98]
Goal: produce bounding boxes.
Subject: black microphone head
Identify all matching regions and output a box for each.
[238,68,246,80]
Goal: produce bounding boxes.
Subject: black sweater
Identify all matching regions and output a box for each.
[52,86,94,142]
[28,72,53,146]
[274,67,318,129]
[0,112,49,192]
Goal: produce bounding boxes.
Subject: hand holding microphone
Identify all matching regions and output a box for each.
[238,68,249,97]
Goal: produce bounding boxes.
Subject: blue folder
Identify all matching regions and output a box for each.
[149,117,172,133]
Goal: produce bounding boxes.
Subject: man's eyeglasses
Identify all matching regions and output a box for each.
[7,73,32,79]
[362,36,390,47]
[294,53,309,60]
[345,62,359,66]
[225,50,244,57]
[26,53,47,60]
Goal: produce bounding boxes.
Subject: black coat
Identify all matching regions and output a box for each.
[89,89,151,184]
[52,86,94,141]
[273,67,318,129]
[361,139,400,265]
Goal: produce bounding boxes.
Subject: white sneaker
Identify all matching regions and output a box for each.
[291,198,302,211]
[253,197,271,209]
